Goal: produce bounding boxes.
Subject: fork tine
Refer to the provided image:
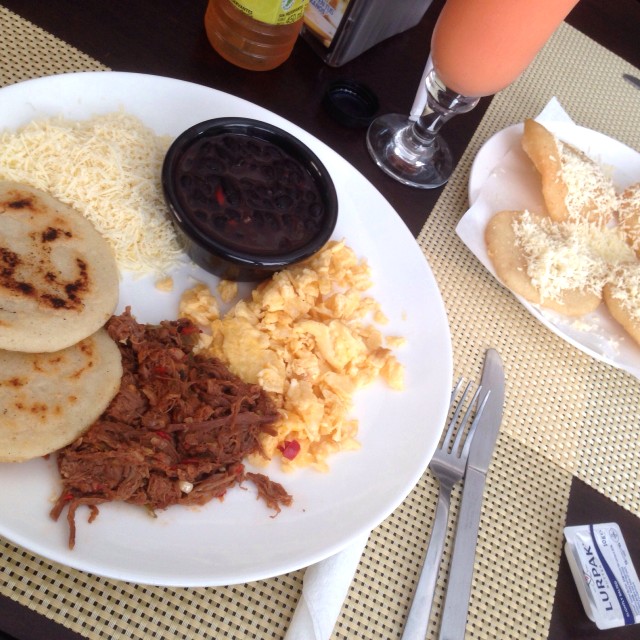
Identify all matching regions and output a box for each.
[442,380,473,449]
[450,384,483,455]
[449,378,465,407]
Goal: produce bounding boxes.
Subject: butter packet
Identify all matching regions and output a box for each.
[564,523,640,630]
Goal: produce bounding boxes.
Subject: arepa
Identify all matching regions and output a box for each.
[0,181,119,352]
[0,328,123,462]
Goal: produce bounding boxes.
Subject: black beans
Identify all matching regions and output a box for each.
[174,133,324,255]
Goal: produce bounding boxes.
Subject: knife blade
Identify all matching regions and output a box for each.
[623,73,640,91]
[437,348,505,640]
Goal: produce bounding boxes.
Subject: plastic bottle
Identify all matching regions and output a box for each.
[204,0,310,71]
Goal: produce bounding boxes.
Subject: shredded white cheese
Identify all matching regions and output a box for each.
[610,263,640,321]
[570,317,599,332]
[556,139,618,225]
[0,112,183,275]
[513,210,635,302]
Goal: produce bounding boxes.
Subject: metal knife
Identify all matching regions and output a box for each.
[438,348,505,640]
[623,73,640,91]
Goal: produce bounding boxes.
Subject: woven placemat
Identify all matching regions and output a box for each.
[0,6,105,82]
[1,6,639,639]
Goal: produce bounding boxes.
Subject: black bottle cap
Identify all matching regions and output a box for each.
[323,80,379,128]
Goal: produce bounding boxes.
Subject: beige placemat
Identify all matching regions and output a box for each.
[0,6,639,640]
[0,7,105,82]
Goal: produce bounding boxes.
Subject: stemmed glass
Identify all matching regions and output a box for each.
[366,69,478,189]
[367,0,582,189]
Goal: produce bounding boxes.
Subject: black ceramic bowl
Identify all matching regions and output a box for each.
[162,117,338,281]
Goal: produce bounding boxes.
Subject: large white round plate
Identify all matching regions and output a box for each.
[0,72,452,586]
[457,121,640,380]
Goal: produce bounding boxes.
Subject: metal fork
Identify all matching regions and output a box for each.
[401,380,490,640]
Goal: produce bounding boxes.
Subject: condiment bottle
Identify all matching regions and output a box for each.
[204,0,311,71]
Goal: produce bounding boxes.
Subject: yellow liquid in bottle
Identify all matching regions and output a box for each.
[205,0,306,71]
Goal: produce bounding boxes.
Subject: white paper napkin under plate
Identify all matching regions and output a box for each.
[285,532,369,640]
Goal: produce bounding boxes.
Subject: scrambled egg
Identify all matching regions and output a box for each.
[179,241,404,471]
[154,276,174,292]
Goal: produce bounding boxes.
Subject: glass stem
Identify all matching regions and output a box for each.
[413,69,480,146]
[413,110,454,145]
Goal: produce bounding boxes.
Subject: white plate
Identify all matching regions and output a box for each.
[0,72,452,586]
[468,123,523,205]
[458,121,640,380]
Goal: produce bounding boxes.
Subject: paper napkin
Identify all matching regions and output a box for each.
[285,532,370,640]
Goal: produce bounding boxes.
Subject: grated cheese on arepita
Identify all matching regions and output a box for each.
[512,210,636,303]
[0,112,183,274]
[556,140,618,225]
[609,263,640,322]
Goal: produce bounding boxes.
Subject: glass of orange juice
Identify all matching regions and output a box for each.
[366,0,581,189]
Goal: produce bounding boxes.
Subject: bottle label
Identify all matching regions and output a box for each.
[230,0,310,25]
[304,0,352,48]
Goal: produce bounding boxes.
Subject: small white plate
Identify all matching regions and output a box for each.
[458,121,640,380]
[0,72,452,586]
[468,123,524,205]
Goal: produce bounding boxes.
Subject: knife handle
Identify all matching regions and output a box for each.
[437,468,486,640]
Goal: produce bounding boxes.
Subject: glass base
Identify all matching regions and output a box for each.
[366,113,454,189]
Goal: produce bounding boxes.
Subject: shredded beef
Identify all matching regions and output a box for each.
[50,308,291,548]
[245,472,294,513]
